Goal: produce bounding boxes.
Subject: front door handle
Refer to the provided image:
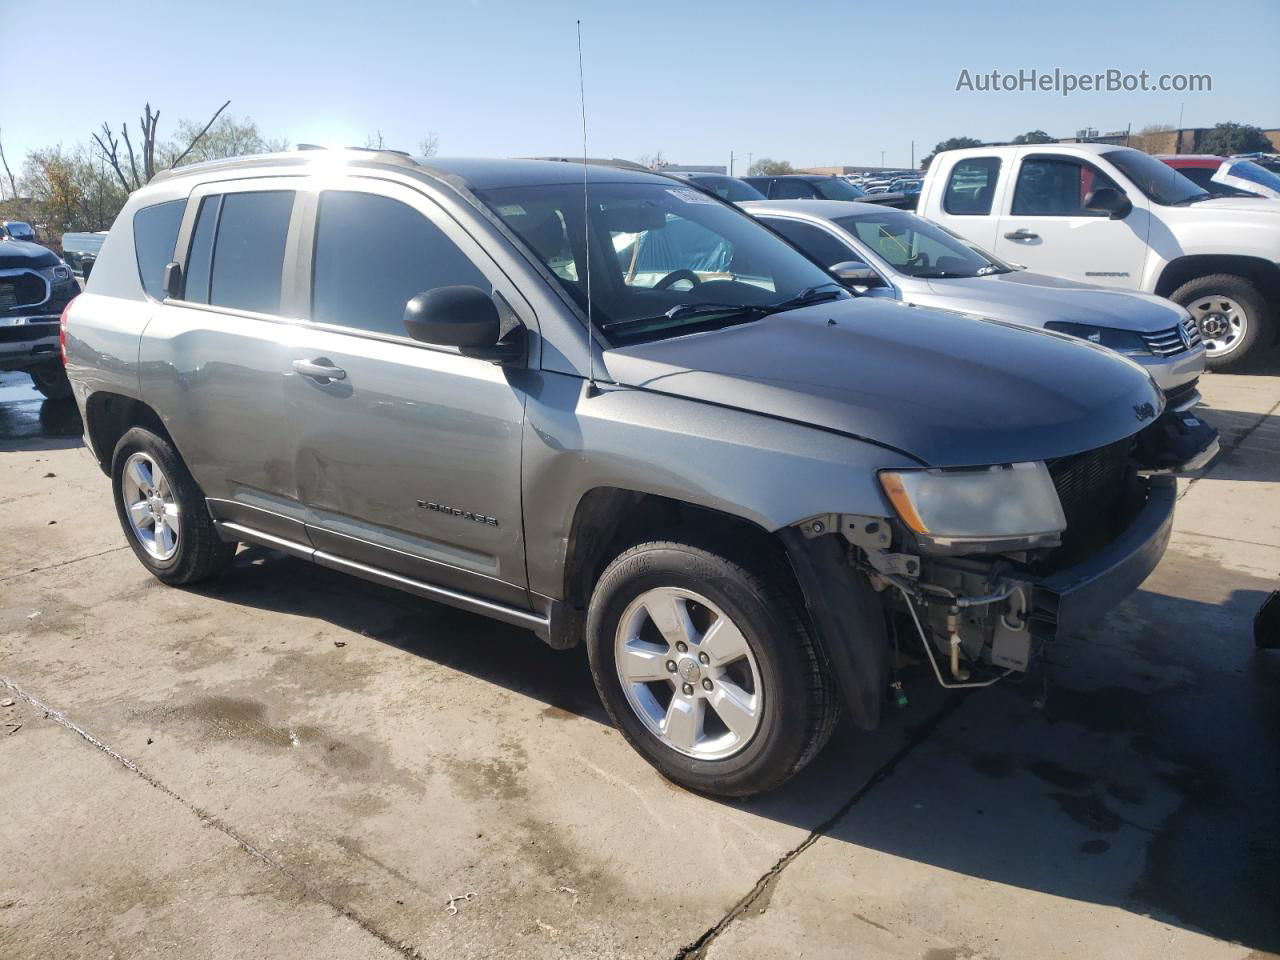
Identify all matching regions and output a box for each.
[293,358,347,383]
[1003,229,1039,241]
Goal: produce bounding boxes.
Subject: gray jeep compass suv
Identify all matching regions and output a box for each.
[65,150,1217,797]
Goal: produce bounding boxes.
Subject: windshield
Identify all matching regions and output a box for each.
[1103,148,1208,205]
[834,210,1008,278]
[475,181,845,342]
[812,179,867,201]
[1217,159,1280,199]
[687,176,766,202]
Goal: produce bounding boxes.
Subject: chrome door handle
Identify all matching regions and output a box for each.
[1003,229,1039,241]
[293,358,347,382]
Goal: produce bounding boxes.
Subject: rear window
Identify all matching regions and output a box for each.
[208,191,294,314]
[943,157,1001,215]
[132,200,186,299]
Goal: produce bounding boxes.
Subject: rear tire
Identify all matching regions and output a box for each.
[111,427,236,585]
[1170,274,1269,372]
[29,365,72,400]
[586,540,838,797]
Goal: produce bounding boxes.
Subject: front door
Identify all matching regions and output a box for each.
[993,152,1150,288]
[283,178,532,607]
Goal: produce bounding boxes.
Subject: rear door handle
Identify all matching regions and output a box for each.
[1003,229,1039,241]
[293,358,347,382]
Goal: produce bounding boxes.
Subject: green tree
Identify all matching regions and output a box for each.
[747,157,795,176]
[920,136,983,169]
[1012,129,1053,144]
[163,114,287,167]
[1200,122,1273,155]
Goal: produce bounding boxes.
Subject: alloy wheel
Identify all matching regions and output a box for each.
[120,452,180,560]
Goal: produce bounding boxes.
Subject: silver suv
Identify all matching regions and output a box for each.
[65,150,1217,796]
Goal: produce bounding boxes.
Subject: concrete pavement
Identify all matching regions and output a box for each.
[1,370,1276,959]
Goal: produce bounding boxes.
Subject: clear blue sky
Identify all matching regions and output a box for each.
[5,0,1278,172]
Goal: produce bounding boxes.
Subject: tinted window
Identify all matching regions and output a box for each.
[183,195,220,304]
[943,157,1001,215]
[312,191,488,337]
[763,218,856,268]
[132,200,186,299]
[687,176,765,202]
[812,179,866,201]
[1103,148,1206,205]
[772,179,816,200]
[209,191,294,314]
[1011,158,1119,216]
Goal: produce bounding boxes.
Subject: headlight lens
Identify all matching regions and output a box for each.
[879,462,1066,545]
[1044,321,1149,356]
[39,263,73,284]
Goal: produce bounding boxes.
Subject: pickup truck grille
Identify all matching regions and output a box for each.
[0,271,48,310]
[1141,317,1200,357]
[1039,438,1135,570]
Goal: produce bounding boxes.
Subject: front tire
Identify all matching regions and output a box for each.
[29,365,72,400]
[110,427,236,585]
[586,541,838,797]
[1170,274,1270,371]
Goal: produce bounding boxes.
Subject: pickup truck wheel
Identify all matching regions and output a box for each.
[1170,274,1268,371]
[110,427,236,585]
[29,365,72,401]
[586,541,838,797]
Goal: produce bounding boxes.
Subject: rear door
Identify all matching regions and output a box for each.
[926,154,1005,249]
[284,175,533,607]
[993,152,1151,287]
[141,178,305,541]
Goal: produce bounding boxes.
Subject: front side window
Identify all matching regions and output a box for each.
[311,190,488,337]
[943,157,1000,215]
[207,191,294,314]
[763,218,857,268]
[835,210,1007,278]
[475,180,844,342]
[182,195,220,303]
[132,200,186,300]
[1011,158,1120,216]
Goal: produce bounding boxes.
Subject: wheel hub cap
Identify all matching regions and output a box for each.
[614,586,762,761]
[1188,295,1247,357]
[121,452,180,561]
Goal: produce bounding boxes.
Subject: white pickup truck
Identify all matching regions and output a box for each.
[917,143,1280,370]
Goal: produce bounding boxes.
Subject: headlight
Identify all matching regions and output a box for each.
[879,462,1066,550]
[1044,321,1149,356]
[39,263,73,284]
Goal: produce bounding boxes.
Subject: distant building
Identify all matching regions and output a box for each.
[1055,126,1280,153]
[801,165,921,176]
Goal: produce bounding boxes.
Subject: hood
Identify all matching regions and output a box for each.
[1194,196,1280,214]
[603,298,1163,468]
[0,239,59,270]
[923,270,1186,333]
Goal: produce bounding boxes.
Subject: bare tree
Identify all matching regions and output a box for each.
[364,131,385,150]
[419,132,440,158]
[93,100,230,191]
[0,128,17,200]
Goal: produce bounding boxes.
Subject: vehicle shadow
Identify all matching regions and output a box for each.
[0,371,84,453]
[188,544,1280,951]
[1188,405,1279,483]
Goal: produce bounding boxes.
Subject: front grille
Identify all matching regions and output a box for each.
[0,271,48,310]
[1141,317,1200,357]
[1036,438,1135,571]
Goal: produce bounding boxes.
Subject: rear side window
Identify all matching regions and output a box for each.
[132,200,186,299]
[311,191,488,338]
[764,218,856,268]
[208,191,294,314]
[771,180,816,200]
[943,157,1001,215]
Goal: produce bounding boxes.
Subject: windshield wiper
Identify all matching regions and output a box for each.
[763,283,847,314]
[601,302,768,333]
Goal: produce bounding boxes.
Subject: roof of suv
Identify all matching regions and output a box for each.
[151,150,670,191]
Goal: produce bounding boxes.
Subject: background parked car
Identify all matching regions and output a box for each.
[917,143,1280,370]
[746,199,1206,409]
[61,231,108,279]
[1158,155,1280,200]
[1,221,38,243]
[743,174,915,209]
[665,172,766,202]
[0,238,78,399]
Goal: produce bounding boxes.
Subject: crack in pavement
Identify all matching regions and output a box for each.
[671,694,969,960]
[0,545,129,584]
[0,674,424,960]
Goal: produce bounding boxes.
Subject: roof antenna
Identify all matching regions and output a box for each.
[577,19,599,398]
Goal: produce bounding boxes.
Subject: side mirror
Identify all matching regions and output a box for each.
[404,285,524,364]
[831,260,886,288]
[1084,187,1132,220]
[162,261,183,299]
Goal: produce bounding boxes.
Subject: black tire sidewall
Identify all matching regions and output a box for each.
[1172,275,1268,370]
[30,366,72,400]
[586,544,814,795]
[110,427,210,582]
